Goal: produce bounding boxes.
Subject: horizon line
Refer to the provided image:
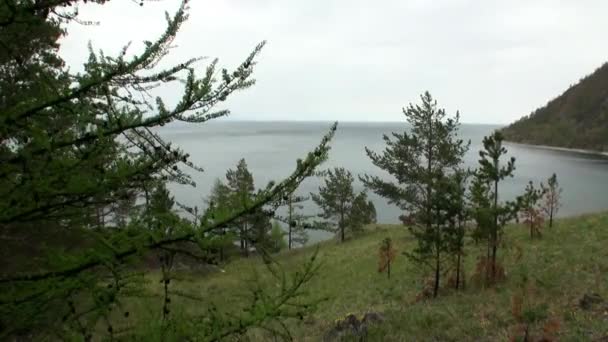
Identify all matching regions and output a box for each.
[214,117,508,126]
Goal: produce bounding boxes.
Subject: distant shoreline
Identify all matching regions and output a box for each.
[506,141,608,157]
[164,119,504,126]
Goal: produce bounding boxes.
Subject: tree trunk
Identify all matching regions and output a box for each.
[530,221,534,239]
[219,226,225,262]
[426,112,433,234]
[456,219,464,290]
[433,247,440,298]
[143,182,149,206]
[455,251,461,290]
[218,228,224,262]
[428,116,436,296]
[288,198,293,250]
[339,209,345,243]
[387,260,391,279]
[549,205,554,228]
[491,242,497,283]
[244,223,249,257]
[491,178,498,282]
[486,239,491,285]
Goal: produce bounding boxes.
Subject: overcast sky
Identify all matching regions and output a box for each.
[59,0,608,124]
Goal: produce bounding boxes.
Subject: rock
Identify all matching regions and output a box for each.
[361,312,385,325]
[323,312,385,342]
[580,293,604,310]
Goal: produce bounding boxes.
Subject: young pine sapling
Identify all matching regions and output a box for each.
[541,173,562,229]
[474,131,518,285]
[378,237,397,279]
[518,181,545,239]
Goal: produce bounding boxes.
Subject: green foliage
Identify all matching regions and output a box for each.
[226,158,256,199]
[224,158,258,256]
[269,221,288,253]
[1,0,261,227]
[443,168,470,290]
[378,237,396,279]
[205,179,238,262]
[472,131,519,284]
[206,158,289,257]
[145,182,181,232]
[469,170,493,244]
[361,91,469,297]
[509,273,555,342]
[541,173,562,228]
[276,193,312,249]
[518,181,546,239]
[311,167,374,242]
[519,181,544,212]
[349,192,377,229]
[501,62,608,151]
[249,209,275,254]
[0,1,338,339]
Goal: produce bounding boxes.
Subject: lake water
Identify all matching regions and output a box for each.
[159,121,608,242]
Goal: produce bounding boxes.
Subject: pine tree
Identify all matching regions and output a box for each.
[110,190,139,228]
[360,92,469,298]
[474,131,519,284]
[143,182,183,322]
[217,158,283,256]
[541,173,562,228]
[518,181,545,239]
[311,167,374,242]
[206,179,236,262]
[378,237,397,279]
[348,192,377,229]
[225,158,256,256]
[269,220,288,253]
[277,193,312,249]
[469,169,492,245]
[147,183,177,221]
[444,169,470,290]
[248,208,275,254]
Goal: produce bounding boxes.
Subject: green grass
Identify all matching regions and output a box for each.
[130,214,608,341]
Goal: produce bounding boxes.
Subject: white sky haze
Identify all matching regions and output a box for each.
[59,0,608,124]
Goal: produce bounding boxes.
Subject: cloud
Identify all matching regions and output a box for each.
[59,0,608,124]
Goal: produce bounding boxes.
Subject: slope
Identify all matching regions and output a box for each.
[501,63,608,152]
[120,214,608,341]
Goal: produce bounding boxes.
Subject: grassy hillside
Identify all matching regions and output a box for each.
[125,214,608,341]
[501,62,608,152]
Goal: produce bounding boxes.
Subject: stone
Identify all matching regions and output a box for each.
[323,312,385,341]
[580,293,604,310]
[361,312,385,325]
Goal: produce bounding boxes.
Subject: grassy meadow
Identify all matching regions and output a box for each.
[118,213,608,341]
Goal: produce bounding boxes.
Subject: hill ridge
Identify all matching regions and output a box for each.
[501,62,608,152]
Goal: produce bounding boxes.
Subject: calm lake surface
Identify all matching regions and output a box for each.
[160,121,608,242]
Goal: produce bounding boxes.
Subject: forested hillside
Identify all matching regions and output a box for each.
[501,62,608,152]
